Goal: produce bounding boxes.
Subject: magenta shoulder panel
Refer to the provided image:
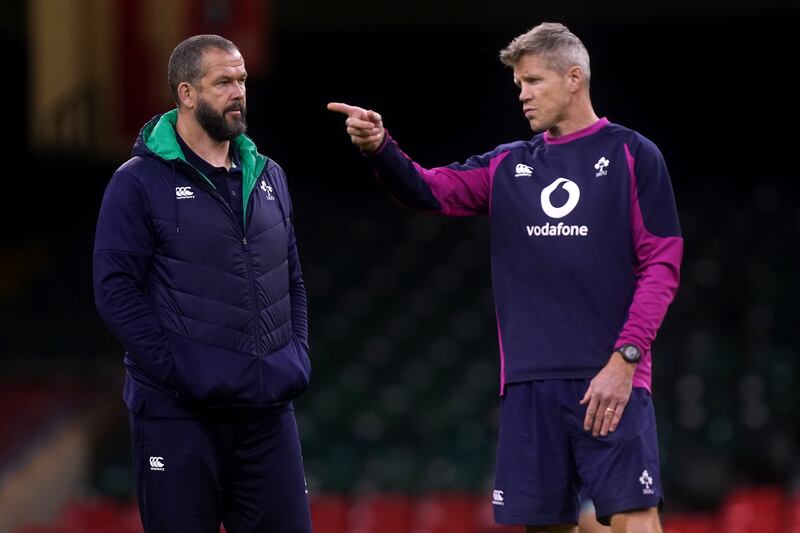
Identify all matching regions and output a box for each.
[410,150,511,217]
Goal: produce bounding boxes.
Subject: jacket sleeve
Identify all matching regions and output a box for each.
[365,133,502,216]
[93,169,176,386]
[615,140,683,357]
[273,161,309,357]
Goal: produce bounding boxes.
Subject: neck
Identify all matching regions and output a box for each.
[175,111,231,169]
[546,94,599,139]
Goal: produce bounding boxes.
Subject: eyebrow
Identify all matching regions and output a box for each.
[517,74,542,83]
[213,70,248,81]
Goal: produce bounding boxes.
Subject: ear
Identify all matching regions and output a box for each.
[567,65,584,92]
[177,81,195,109]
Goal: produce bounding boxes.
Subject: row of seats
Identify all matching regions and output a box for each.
[14,494,518,533]
[664,486,800,533]
[15,486,800,533]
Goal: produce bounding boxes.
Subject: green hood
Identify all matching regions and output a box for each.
[140,109,269,226]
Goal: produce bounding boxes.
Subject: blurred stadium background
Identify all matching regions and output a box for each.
[1,0,798,531]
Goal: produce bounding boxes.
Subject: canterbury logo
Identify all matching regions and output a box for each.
[175,186,195,199]
[149,456,165,471]
[515,163,533,177]
[492,490,504,506]
[540,178,580,219]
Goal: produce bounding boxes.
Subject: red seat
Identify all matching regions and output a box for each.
[413,493,480,533]
[118,501,144,533]
[58,499,120,533]
[719,486,787,533]
[787,494,800,533]
[348,494,414,533]
[311,494,349,533]
[14,526,67,533]
[662,513,717,533]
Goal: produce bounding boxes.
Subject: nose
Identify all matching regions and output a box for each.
[232,81,245,98]
[518,84,530,102]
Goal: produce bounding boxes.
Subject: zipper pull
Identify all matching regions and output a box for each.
[242,237,247,246]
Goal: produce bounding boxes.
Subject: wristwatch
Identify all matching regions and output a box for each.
[616,344,641,364]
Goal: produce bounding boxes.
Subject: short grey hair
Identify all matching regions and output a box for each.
[168,34,239,104]
[499,23,591,85]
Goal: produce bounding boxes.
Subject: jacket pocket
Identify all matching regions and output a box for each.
[260,336,311,403]
[170,332,261,406]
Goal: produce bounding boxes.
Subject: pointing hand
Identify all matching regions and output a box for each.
[327,102,386,153]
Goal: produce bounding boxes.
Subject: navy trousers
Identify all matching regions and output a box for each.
[128,407,311,533]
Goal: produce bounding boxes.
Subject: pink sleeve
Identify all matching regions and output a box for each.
[617,143,683,390]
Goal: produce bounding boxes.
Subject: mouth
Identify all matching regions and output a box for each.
[523,108,536,117]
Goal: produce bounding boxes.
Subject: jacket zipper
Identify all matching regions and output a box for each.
[183,163,265,404]
[241,236,264,404]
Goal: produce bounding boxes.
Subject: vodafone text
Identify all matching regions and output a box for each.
[526,222,589,237]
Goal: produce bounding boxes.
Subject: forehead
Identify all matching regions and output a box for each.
[200,48,245,77]
[512,53,555,77]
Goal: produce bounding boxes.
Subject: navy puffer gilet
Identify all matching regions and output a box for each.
[94,110,310,411]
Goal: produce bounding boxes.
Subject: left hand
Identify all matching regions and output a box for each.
[579,352,636,437]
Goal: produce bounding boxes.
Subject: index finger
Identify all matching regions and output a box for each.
[327,102,365,117]
[583,395,600,431]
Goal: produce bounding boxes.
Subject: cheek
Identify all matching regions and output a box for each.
[534,90,551,107]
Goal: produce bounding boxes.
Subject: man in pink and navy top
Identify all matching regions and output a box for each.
[329,21,682,533]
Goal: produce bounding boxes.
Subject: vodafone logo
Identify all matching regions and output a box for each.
[526,177,588,237]
[540,178,580,219]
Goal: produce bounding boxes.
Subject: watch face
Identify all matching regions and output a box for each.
[621,345,640,363]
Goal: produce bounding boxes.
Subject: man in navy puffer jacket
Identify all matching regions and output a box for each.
[94,34,312,533]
